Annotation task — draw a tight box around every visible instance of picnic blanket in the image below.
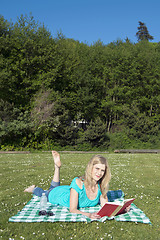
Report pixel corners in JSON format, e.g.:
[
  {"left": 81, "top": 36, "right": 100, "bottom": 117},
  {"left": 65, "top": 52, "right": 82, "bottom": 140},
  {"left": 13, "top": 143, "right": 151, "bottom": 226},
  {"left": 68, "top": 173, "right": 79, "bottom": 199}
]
[{"left": 9, "top": 190, "right": 151, "bottom": 224}]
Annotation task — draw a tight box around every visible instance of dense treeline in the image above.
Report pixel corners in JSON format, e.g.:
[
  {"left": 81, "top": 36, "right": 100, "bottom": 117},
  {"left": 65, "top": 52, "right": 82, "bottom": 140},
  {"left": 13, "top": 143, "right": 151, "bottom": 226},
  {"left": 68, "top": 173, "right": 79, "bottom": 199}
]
[{"left": 1, "top": 14, "right": 160, "bottom": 151}]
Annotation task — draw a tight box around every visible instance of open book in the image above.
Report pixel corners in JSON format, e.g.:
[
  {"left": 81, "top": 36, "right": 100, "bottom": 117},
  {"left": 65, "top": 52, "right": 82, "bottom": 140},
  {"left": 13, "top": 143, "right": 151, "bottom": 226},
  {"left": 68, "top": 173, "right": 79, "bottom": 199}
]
[{"left": 97, "top": 198, "right": 135, "bottom": 218}]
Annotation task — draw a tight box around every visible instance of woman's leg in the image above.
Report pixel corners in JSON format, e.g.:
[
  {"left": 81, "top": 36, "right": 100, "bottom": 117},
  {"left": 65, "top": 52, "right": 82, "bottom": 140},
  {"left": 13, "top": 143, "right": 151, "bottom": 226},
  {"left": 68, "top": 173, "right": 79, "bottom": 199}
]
[
  {"left": 51, "top": 150, "right": 61, "bottom": 183},
  {"left": 48, "top": 151, "right": 61, "bottom": 192},
  {"left": 24, "top": 151, "right": 61, "bottom": 196}
]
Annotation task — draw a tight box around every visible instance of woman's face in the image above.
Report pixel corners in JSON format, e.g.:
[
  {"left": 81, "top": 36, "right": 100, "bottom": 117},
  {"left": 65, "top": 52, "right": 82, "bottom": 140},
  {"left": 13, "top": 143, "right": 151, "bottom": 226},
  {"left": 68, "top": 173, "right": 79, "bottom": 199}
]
[{"left": 91, "top": 163, "right": 106, "bottom": 182}]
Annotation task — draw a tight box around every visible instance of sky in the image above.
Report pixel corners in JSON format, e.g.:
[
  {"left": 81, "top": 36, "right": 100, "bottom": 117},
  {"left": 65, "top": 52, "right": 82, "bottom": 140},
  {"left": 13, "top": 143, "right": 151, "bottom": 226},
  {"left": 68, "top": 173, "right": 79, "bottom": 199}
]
[{"left": 1, "top": 0, "right": 160, "bottom": 45}]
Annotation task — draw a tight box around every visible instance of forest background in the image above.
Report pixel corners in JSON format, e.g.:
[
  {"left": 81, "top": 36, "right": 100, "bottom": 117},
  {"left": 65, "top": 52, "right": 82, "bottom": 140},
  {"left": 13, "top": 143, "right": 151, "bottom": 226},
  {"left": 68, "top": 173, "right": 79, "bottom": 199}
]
[{"left": 1, "top": 14, "right": 160, "bottom": 151}]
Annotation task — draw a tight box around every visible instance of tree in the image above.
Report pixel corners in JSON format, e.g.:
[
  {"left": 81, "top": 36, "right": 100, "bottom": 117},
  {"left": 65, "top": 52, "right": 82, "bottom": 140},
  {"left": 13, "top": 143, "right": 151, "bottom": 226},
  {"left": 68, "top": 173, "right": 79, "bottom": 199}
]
[
  {"left": 0, "top": 14, "right": 57, "bottom": 107},
  {"left": 136, "top": 21, "right": 154, "bottom": 42},
  {"left": 31, "top": 89, "right": 78, "bottom": 146},
  {"left": 0, "top": 100, "right": 32, "bottom": 147}
]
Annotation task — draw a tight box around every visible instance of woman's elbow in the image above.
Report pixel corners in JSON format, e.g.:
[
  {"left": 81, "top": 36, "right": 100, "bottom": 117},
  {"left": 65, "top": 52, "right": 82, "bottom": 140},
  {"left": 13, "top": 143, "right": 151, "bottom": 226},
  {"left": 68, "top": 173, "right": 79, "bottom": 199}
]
[{"left": 69, "top": 207, "right": 76, "bottom": 213}]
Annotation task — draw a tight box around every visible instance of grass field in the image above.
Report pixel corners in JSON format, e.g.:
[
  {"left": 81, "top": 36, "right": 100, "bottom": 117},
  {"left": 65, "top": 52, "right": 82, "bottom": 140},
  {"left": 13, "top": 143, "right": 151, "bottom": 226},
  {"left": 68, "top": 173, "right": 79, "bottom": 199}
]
[{"left": 0, "top": 152, "right": 160, "bottom": 240}]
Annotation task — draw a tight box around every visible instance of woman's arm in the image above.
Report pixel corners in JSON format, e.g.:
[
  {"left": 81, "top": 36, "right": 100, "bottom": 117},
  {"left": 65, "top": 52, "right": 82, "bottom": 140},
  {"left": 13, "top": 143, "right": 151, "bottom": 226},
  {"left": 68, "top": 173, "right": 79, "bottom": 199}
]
[{"left": 69, "top": 188, "right": 101, "bottom": 219}]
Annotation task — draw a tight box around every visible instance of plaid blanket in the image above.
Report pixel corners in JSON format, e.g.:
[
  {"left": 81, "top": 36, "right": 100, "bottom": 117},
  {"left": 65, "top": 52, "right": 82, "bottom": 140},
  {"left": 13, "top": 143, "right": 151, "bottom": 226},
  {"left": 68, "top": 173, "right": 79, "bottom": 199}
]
[{"left": 9, "top": 190, "right": 151, "bottom": 224}]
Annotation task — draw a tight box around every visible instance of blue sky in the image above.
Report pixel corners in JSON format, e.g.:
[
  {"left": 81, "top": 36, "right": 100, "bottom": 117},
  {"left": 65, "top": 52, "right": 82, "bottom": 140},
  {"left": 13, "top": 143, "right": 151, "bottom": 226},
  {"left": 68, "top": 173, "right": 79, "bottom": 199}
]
[{"left": 1, "top": 0, "right": 160, "bottom": 45}]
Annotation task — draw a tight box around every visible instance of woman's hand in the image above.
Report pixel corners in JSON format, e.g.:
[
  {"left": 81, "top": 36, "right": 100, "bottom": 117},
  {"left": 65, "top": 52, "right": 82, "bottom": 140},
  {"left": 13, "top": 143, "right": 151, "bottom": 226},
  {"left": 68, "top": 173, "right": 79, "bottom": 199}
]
[
  {"left": 89, "top": 212, "right": 101, "bottom": 219},
  {"left": 100, "top": 195, "right": 108, "bottom": 207},
  {"left": 124, "top": 205, "right": 131, "bottom": 213}
]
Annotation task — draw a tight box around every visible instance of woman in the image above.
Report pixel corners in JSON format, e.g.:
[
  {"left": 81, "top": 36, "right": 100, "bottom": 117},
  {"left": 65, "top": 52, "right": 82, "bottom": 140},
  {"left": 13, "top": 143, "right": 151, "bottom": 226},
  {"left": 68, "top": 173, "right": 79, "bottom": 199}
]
[{"left": 24, "top": 151, "right": 111, "bottom": 219}]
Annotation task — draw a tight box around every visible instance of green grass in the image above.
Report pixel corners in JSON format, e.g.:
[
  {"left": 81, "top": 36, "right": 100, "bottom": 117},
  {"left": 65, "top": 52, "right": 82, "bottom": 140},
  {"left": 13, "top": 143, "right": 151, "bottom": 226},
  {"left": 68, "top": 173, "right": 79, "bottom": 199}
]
[{"left": 0, "top": 152, "right": 160, "bottom": 240}]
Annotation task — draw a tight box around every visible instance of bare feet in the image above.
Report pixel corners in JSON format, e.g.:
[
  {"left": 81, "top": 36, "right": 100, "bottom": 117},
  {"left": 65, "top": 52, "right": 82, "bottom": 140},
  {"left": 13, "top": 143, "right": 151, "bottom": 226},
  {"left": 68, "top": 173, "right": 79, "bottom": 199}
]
[
  {"left": 24, "top": 185, "right": 35, "bottom": 193},
  {"left": 52, "top": 151, "right": 61, "bottom": 168}
]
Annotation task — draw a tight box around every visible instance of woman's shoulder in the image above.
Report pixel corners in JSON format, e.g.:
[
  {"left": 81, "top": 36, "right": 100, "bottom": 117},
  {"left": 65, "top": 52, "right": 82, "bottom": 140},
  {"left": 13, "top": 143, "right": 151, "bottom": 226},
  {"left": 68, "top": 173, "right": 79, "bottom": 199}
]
[
  {"left": 70, "top": 177, "right": 83, "bottom": 191},
  {"left": 75, "top": 177, "right": 83, "bottom": 189}
]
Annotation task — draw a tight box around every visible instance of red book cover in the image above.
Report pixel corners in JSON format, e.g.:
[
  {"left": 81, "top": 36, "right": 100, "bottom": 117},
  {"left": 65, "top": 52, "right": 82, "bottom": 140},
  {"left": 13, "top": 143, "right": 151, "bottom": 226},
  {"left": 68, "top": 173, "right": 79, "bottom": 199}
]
[{"left": 97, "top": 198, "right": 135, "bottom": 218}]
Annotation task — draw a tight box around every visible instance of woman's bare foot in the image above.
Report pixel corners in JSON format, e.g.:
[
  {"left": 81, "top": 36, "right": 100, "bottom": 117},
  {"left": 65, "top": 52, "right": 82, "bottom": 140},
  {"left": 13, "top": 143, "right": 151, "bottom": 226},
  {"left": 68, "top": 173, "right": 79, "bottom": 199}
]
[
  {"left": 24, "top": 185, "right": 35, "bottom": 193},
  {"left": 52, "top": 151, "right": 61, "bottom": 168}
]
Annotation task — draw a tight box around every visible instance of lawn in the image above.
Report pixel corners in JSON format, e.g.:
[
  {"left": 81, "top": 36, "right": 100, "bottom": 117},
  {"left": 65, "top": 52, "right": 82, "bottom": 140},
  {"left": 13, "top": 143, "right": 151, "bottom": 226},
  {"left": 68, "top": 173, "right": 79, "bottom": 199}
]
[{"left": 0, "top": 152, "right": 159, "bottom": 240}]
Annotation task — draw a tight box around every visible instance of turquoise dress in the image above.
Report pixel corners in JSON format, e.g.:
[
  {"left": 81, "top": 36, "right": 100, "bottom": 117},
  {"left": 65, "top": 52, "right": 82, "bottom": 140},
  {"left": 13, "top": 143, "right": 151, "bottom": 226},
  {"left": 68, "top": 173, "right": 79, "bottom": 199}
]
[{"left": 48, "top": 177, "right": 102, "bottom": 208}]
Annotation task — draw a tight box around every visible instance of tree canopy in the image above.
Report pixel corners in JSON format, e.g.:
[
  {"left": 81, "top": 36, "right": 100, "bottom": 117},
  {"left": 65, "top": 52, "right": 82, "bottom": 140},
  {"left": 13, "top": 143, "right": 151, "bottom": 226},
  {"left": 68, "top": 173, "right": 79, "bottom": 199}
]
[{"left": 0, "top": 15, "right": 160, "bottom": 151}]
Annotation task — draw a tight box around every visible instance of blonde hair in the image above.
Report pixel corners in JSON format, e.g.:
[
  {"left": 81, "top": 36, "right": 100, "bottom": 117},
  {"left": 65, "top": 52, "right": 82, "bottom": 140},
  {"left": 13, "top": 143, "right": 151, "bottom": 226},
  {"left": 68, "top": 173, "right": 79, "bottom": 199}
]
[{"left": 83, "top": 155, "right": 111, "bottom": 197}]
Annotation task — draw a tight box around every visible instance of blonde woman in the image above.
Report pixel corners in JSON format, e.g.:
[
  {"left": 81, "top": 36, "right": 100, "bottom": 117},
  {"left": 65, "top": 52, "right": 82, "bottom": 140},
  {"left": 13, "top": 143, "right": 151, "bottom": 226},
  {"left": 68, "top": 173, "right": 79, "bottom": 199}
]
[{"left": 24, "top": 151, "right": 111, "bottom": 219}]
